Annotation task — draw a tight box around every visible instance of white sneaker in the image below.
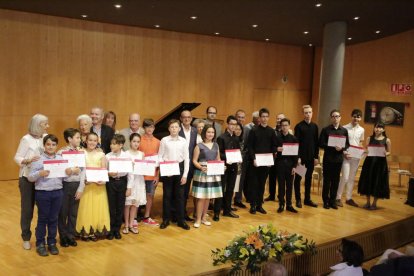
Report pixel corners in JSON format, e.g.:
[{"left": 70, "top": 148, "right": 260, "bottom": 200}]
[
  {"left": 23, "top": 241, "right": 31, "bottom": 250},
  {"left": 202, "top": 220, "right": 212, "bottom": 226}
]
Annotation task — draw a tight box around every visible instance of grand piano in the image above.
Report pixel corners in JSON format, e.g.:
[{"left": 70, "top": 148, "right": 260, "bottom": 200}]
[{"left": 153, "top": 102, "right": 201, "bottom": 140}]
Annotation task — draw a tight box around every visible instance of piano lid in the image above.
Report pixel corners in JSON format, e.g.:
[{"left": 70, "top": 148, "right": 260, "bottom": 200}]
[{"left": 153, "top": 102, "right": 201, "bottom": 140}]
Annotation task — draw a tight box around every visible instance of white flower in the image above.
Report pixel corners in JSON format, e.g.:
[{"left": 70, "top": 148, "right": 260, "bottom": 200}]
[{"left": 224, "top": 250, "right": 231, "bottom": 257}]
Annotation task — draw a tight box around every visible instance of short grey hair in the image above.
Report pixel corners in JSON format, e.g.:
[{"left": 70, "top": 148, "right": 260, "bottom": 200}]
[
  {"left": 192, "top": 118, "right": 206, "bottom": 127},
  {"left": 28, "top": 114, "right": 48, "bottom": 136},
  {"left": 252, "top": 111, "right": 259, "bottom": 118},
  {"left": 77, "top": 114, "right": 92, "bottom": 125},
  {"left": 90, "top": 106, "right": 104, "bottom": 119}
]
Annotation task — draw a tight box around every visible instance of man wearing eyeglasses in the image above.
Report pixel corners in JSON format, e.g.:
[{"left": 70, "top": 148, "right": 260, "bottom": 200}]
[
  {"left": 336, "top": 109, "right": 365, "bottom": 208},
  {"left": 119, "top": 113, "right": 145, "bottom": 150},
  {"left": 205, "top": 106, "right": 222, "bottom": 137},
  {"left": 319, "top": 109, "right": 350, "bottom": 209}
]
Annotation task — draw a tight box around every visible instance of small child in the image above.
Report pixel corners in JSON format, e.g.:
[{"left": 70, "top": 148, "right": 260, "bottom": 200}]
[
  {"left": 28, "top": 134, "right": 72, "bottom": 256},
  {"left": 106, "top": 134, "right": 129, "bottom": 240},
  {"left": 124, "top": 133, "right": 147, "bottom": 234},
  {"left": 57, "top": 128, "right": 84, "bottom": 247}
]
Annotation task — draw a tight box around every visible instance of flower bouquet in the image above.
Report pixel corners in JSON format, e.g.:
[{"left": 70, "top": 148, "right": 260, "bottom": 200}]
[{"left": 212, "top": 224, "right": 316, "bottom": 274}]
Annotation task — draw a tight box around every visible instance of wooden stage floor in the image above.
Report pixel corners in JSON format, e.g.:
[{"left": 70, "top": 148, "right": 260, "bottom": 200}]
[{"left": 0, "top": 178, "right": 412, "bottom": 276}]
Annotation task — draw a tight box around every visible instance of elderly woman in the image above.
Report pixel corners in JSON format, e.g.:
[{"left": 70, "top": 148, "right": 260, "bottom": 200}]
[
  {"left": 77, "top": 114, "right": 93, "bottom": 149},
  {"left": 14, "top": 114, "right": 49, "bottom": 250},
  {"left": 192, "top": 118, "right": 206, "bottom": 144}
]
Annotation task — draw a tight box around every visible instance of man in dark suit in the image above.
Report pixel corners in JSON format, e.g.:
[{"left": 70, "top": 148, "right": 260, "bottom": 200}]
[
  {"left": 90, "top": 107, "right": 115, "bottom": 154},
  {"left": 178, "top": 110, "right": 198, "bottom": 221}
]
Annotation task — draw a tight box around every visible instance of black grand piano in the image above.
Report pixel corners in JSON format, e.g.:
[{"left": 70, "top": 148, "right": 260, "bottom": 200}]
[{"left": 153, "top": 102, "right": 201, "bottom": 140}]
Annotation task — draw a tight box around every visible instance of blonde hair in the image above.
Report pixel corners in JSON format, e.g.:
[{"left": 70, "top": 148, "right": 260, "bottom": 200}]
[
  {"left": 28, "top": 114, "right": 48, "bottom": 136},
  {"left": 302, "top": 105, "right": 312, "bottom": 111}
]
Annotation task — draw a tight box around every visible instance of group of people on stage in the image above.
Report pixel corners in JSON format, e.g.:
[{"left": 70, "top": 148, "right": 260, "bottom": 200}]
[{"left": 14, "top": 104, "right": 392, "bottom": 257}]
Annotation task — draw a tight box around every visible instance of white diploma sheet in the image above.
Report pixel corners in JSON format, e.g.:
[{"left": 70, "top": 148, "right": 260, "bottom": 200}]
[
  {"left": 207, "top": 161, "right": 225, "bottom": 176},
  {"left": 133, "top": 159, "right": 157, "bottom": 176},
  {"left": 159, "top": 161, "right": 180, "bottom": 177},
  {"left": 144, "top": 154, "right": 160, "bottom": 167},
  {"left": 109, "top": 158, "right": 133, "bottom": 173},
  {"left": 43, "top": 160, "right": 70, "bottom": 178},
  {"left": 255, "top": 153, "right": 274, "bottom": 166},
  {"left": 61, "top": 150, "right": 86, "bottom": 167},
  {"left": 328, "top": 135, "right": 346, "bottom": 148},
  {"left": 348, "top": 145, "right": 365, "bottom": 159},
  {"left": 294, "top": 164, "right": 307, "bottom": 178},
  {"left": 85, "top": 167, "right": 109, "bottom": 182},
  {"left": 225, "top": 149, "right": 242, "bottom": 163},
  {"left": 282, "top": 143, "right": 299, "bottom": 156},
  {"left": 367, "top": 145, "right": 386, "bottom": 157}
]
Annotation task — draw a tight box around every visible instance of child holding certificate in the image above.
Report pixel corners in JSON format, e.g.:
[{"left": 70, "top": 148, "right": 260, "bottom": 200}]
[
  {"left": 124, "top": 133, "right": 147, "bottom": 234},
  {"left": 76, "top": 132, "right": 110, "bottom": 242},
  {"left": 28, "top": 134, "right": 73, "bottom": 256},
  {"left": 358, "top": 123, "right": 391, "bottom": 210},
  {"left": 57, "top": 128, "right": 84, "bottom": 247},
  {"left": 192, "top": 125, "right": 223, "bottom": 228},
  {"left": 105, "top": 134, "right": 130, "bottom": 240}
]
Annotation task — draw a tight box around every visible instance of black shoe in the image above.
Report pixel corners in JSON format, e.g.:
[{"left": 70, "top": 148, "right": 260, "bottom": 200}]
[
  {"left": 257, "top": 206, "right": 267, "bottom": 214},
  {"left": 264, "top": 196, "right": 275, "bottom": 202},
  {"left": 177, "top": 221, "right": 190, "bottom": 230},
  {"left": 185, "top": 215, "right": 195, "bottom": 222},
  {"left": 114, "top": 231, "right": 122, "bottom": 239},
  {"left": 304, "top": 200, "right": 318, "bottom": 207},
  {"left": 323, "top": 203, "right": 330, "bottom": 209},
  {"left": 36, "top": 244, "right": 49, "bottom": 257},
  {"left": 249, "top": 206, "right": 257, "bottom": 214},
  {"left": 160, "top": 221, "right": 170, "bottom": 229},
  {"left": 60, "top": 237, "right": 69, "bottom": 247},
  {"left": 296, "top": 201, "right": 302, "bottom": 208},
  {"left": 68, "top": 238, "right": 77, "bottom": 247},
  {"left": 277, "top": 206, "right": 284, "bottom": 213},
  {"left": 234, "top": 201, "right": 247, "bottom": 208},
  {"left": 223, "top": 211, "right": 239, "bottom": 218},
  {"left": 106, "top": 232, "right": 114, "bottom": 240},
  {"left": 286, "top": 206, "right": 298, "bottom": 213},
  {"left": 213, "top": 213, "right": 220, "bottom": 221},
  {"left": 330, "top": 203, "right": 338, "bottom": 210},
  {"left": 171, "top": 217, "right": 177, "bottom": 224},
  {"left": 230, "top": 207, "right": 238, "bottom": 212},
  {"left": 48, "top": 244, "right": 59, "bottom": 255}
]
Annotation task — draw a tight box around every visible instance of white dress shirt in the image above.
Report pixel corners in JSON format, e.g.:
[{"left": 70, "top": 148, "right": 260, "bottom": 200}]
[
  {"left": 14, "top": 134, "right": 45, "bottom": 177},
  {"left": 106, "top": 150, "right": 130, "bottom": 177},
  {"left": 158, "top": 135, "right": 189, "bottom": 178},
  {"left": 344, "top": 123, "right": 364, "bottom": 147},
  {"left": 329, "top": 262, "right": 363, "bottom": 276}
]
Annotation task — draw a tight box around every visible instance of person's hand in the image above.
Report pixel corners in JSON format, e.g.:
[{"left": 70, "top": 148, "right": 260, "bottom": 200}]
[
  {"left": 39, "top": 170, "right": 50, "bottom": 177},
  {"left": 108, "top": 172, "right": 118, "bottom": 177},
  {"left": 97, "top": 181, "right": 105, "bottom": 185},
  {"left": 65, "top": 168, "right": 73, "bottom": 175},
  {"left": 72, "top": 167, "right": 81, "bottom": 175},
  {"left": 125, "top": 188, "right": 132, "bottom": 197},
  {"left": 31, "top": 156, "right": 41, "bottom": 163},
  {"left": 75, "top": 192, "right": 82, "bottom": 200},
  {"left": 180, "top": 177, "right": 187, "bottom": 185},
  {"left": 314, "top": 159, "right": 319, "bottom": 166},
  {"left": 277, "top": 147, "right": 283, "bottom": 152},
  {"left": 201, "top": 166, "right": 207, "bottom": 173},
  {"left": 253, "top": 160, "right": 258, "bottom": 167},
  {"left": 291, "top": 168, "right": 295, "bottom": 175},
  {"left": 335, "top": 146, "right": 342, "bottom": 151}
]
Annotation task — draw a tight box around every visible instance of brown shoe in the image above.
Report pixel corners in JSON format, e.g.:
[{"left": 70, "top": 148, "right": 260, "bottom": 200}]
[
  {"left": 346, "top": 199, "right": 359, "bottom": 207},
  {"left": 336, "top": 199, "right": 343, "bottom": 207}
]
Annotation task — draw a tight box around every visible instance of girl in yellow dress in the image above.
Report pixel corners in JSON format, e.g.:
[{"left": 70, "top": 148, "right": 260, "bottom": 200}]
[{"left": 76, "top": 132, "right": 110, "bottom": 241}]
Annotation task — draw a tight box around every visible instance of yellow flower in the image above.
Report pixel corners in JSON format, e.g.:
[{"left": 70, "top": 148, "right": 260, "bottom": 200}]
[
  {"left": 294, "top": 249, "right": 303, "bottom": 255},
  {"left": 262, "top": 225, "right": 269, "bottom": 234},
  {"left": 293, "top": 240, "right": 305, "bottom": 249},
  {"left": 239, "top": 247, "right": 249, "bottom": 258},
  {"left": 274, "top": 242, "right": 283, "bottom": 252},
  {"left": 269, "top": 248, "right": 276, "bottom": 258}
]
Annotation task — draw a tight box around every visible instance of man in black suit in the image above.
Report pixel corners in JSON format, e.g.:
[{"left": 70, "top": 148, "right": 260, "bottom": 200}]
[
  {"left": 90, "top": 107, "right": 115, "bottom": 154},
  {"left": 178, "top": 110, "right": 198, "bottom": 221}
]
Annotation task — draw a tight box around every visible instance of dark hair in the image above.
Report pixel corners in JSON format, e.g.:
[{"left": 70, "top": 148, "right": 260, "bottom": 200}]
[
  {"left": 111, "top": 134, "right": 125, "bottom": 145},
  {"left": 180, "top": 109, "right": 192, "bottom": 117},
  {"left": 130, "top": 133, "right": 141, "bottom": 142},
  {"left": 280, "top": 118, "right": 290, "bottom": 125},
  {"left": 201, "top": 124, "right": 216, "bottom": 142},
  {"left": 206, "top": 106, "right": 217, "bottom": 113},
  {"left": 43, "top": 134, "right": 58, "bottom": 145},
  {"left": 330, "top": 109, "right": 341, "bottom": 117},
  {"left": 63, "top": 128, "right": 80, "bottom": 143},
  {"left": 259, "top": 108, "right": 270, "bottom": 117},
  {"left": 351, "top": 109, "right": 362, "bottom": 117},
  {"left": 87, "top": 132, "right": 99, "bottom": 140},
  {"left": 103, "top": 111, "right": 117, "bottom": 130},
  {"left": 341, "top": 239, "right": 364, "bottom": 267},
  {"left": 142, "top": 118, "right": 155, "bottom": 128},
  {"left": 168, "top": 119, "right": 180, "bottom": 127},
  {"left": 371, "top": 122, "right": 387, "bottom": 139},
  {"left": 235, "top": 122, "right": 244, "bottom": 141},
  {"left": 226, "top": 115, "right": 237, "bottom": 124},
  {"left": 235, "top": 109, "right": 245, "bottom": 116}
]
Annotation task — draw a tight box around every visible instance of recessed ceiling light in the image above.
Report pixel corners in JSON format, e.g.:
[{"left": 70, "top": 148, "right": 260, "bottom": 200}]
[
  {"left": 190, "top": 16, "right": 197, "bottom": 20},
  {"left": 303, "top": 31, "right": 309, "bottom": 35},
  {"left": 252, "top": 24, "right": 258, "bottom": 28},
  {"left": 375, "top": 30, "right": 381, "bottom": 34},
  {"left": 154, "top": 25, "right": 160, "bottom": 28},
  {"left": 354, "top": 16, "right": 360, "bottom": 20},
  {"left": 81, "top": 14, "right": 88, "bottom": 18},
  {"left": 347, "top": 37, "right": 352, "bottom": 40},
  {"left": 214, "top": 32, "right": 220, "bottom": 35},
  {"left": 315, "top": 3, "right": 322, "bottom": 7},
  {"left": 265, "top": 38, "right": 270, "bottom": 41},
  {"left": 309, "top": 43, "right": 313, "bottom": 47},
  {"left": 114, "top": 4, "right": 122, "bottom": 9}
]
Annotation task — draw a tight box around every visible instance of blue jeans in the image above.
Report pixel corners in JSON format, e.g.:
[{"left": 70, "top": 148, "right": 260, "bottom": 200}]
[{"left": 35, "top": 189, "right": 64, "bottom": 246}]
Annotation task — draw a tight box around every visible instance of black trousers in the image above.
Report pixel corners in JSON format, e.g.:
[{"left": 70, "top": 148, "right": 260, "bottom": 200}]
[
  {"left": 293, "top": 159, "right": 315, "bottom": 202},
  {"left": 277, "top": 161, "right": 294, "bottom": 206},
  {"left": 161, "top": 162, "right": 185, "bottom": 222},
  {"left": 106, "top": 177, "right": 127, "bottom": 232},
  {"left": 19, "top": 176, "right": 35, "bottom": 241},
  {"left": 58, "top": 181, "right": 80, "bottom": 239},
  {"left": 249, "top": 165, "right": 270, "bottom": 208},
  {"left": 268, "top": 162, "right": 278, "bottom": 199},
  {"left": 322, "top": 162, "right": 342, "bottom": 205},
  {"left": 214, "top": 166, "right": 237, "bottom": 214}
]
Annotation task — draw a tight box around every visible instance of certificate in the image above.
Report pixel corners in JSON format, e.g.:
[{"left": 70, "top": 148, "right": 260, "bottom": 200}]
[
  {"left": 133, "top": 159, "right": 157, "bottom": 176},
  {"left": 348, "top": 145, "right": 364, "bottom": 159},
  {"left": 144, "top": 154, "right": 160, "bottom": 167},
  {"left": 43, "top": 160, "right": 70, "bottom": 178},
  {"left": 109, "top": 158, "right": 133, "bottom": 173},
  {"left": 159, "top": 161, "right": 180, "bottom": 177},
  {"left": 367, "top": 145, "right": 386, "bottom": 157},
  {"left": 255, "top": 153, "right": 274, "bottom": 166},
  {"left": 225, "top": 149, "right": 242, "bottom": 163},
  {"left": 282, "top": 143, "right": 299, "bottom": 156},
  {"left": 328, "top": 135, "right": 346, "bottom": 148},
  {"left": 61, "top": 150, "right": 86, "bottom": 167},
  {"left": 294, "top": 164, "right": 307, "bottom": 178},
  {"left": 86, "top": 167, "right": 109, "bottom": 182},
  {"left": 207, "top": 161, "right": 225, "bottom": 176}
]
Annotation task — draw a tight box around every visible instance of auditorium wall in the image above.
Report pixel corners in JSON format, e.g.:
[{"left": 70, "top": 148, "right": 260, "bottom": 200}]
[{"left": 1, "top": 9, "right": 313, "bottom": 180}]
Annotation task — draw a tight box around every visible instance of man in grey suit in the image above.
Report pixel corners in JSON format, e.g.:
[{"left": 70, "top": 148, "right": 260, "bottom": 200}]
[{"left": 119, "top": 113, "right": 145, "bottom": 150}]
